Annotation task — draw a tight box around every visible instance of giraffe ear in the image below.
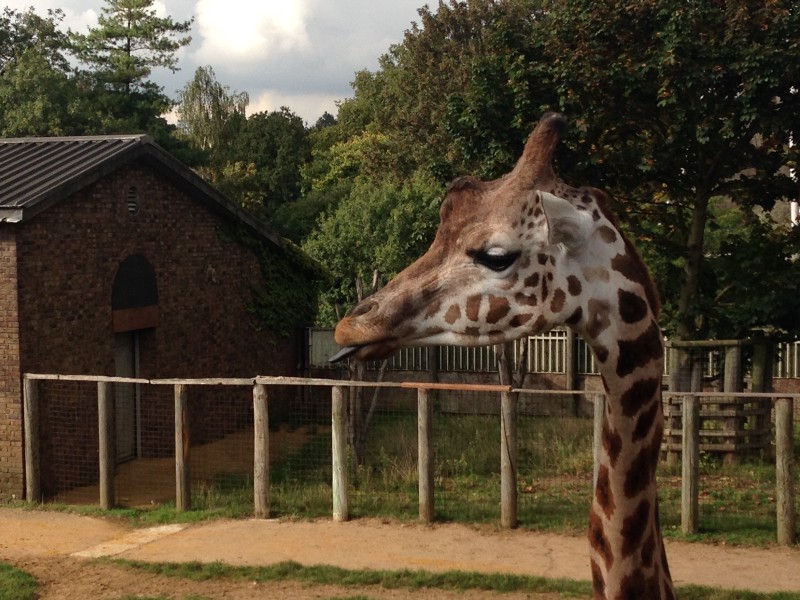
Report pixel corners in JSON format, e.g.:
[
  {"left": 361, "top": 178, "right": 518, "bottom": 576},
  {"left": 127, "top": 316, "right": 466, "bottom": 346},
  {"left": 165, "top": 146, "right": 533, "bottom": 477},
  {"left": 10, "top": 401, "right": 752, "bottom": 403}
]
[{"left": 538, "top": 191, "right": 592, "bottom": 253}]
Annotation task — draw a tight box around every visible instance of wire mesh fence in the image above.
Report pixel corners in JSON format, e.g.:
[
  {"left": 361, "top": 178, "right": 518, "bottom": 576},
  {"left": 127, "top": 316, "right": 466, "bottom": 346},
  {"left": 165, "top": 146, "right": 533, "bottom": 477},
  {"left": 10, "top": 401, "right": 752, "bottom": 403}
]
[{"left": 25, "top": 373, "right": 798, "bottom": 546}]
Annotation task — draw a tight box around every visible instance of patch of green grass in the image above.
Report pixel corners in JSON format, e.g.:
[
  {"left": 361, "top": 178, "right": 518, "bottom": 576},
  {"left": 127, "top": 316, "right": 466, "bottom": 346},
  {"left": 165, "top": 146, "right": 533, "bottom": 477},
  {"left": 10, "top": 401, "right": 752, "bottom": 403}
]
[
  {"left": 112, "top": 559, "right": 592, "bottom": 597},
  {"left": 113, "top": 558, "right": 800, "bottom": 600},
  {"left": 0, "top": 562, "right": 37, "bottom": 600}
]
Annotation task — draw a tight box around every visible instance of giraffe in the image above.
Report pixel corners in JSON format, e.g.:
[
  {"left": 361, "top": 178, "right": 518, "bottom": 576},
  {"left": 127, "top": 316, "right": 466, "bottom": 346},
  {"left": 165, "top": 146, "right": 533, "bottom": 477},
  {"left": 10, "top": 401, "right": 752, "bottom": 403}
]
[{"left": 333, "top": 113, "right": 676, "bottom": 600}]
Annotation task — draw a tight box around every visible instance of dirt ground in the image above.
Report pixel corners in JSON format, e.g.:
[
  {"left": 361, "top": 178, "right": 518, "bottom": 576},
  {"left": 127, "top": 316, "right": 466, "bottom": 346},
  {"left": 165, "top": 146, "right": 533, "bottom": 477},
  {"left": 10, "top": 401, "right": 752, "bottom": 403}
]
[{"left": 1, "top": 509, "right": 800, "bottom": 599}]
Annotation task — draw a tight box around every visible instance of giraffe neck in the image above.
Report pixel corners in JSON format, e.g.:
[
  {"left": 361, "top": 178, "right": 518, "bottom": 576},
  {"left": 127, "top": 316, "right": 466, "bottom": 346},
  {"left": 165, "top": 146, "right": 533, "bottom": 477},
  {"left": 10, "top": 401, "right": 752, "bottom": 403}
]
[{"left": 581, "top": 319, "right": 676, "bottom": 600}]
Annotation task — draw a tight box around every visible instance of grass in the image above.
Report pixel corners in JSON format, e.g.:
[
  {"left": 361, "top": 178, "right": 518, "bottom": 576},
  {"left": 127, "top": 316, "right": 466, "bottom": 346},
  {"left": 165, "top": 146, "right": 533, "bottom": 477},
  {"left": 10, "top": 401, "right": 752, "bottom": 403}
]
[
  {"left": 112, "top": 558, "right": 800, "bottom": 600},
  {"left": 0, "top": 562, "right": 37, "bottom": 600}
]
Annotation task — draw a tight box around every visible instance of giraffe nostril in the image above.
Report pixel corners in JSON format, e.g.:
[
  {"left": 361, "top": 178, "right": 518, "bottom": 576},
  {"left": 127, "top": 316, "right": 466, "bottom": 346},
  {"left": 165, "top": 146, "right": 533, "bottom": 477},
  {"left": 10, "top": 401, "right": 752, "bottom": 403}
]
[{"left": 348, "top": 299, "right": 377, "bottom": 318}]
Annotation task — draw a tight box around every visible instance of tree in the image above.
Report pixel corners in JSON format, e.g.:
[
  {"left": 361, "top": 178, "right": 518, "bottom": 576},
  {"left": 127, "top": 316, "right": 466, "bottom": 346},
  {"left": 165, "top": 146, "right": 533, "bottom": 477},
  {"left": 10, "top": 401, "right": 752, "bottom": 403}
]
[
  {"left": 339, "top": 0, "right": 551, "bottom": 183},
  {"left": 537, "top": 0, "right": 800, "bottom": 340},
  {"left": 71, "top": 0, "right": 192, "bottom": 95},
  {"left": 303, "top": 171, "right": 443, "bottom": 325},
  {"left": 176, "top": 65, "right": 249, "bottom": 154},
  {"left": 0, "top": 45, "right": 79, "bottom": 136},
  {"left": 0, "top": 6, "right": 70, "bottom": 73},
  {"left": 0, "top": 8, "right": 83, "bottom": 135},
  {"left": 225, "top": 108, "right": 312, "bottom": 221}
]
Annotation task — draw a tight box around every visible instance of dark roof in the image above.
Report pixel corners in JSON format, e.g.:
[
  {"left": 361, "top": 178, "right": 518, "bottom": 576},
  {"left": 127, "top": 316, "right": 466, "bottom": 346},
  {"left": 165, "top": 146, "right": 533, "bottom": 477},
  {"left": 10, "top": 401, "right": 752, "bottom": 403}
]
[{"left": 0, "top": 134, "right": 282, "bottom": 248}]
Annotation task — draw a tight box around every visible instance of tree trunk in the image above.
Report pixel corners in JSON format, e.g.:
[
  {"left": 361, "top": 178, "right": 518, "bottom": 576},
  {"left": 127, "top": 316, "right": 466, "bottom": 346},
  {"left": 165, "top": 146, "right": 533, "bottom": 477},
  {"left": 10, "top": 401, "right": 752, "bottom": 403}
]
[{"left": 676, "top": 192, "right": 710, "bottom": 341}]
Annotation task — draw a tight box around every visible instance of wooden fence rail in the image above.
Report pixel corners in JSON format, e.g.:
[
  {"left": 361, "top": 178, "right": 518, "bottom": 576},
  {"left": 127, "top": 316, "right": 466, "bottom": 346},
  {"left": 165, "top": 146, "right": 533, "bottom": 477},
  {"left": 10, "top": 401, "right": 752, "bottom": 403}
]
[{"left": 21, "top": 374, "right": 799, "bottom": 546}]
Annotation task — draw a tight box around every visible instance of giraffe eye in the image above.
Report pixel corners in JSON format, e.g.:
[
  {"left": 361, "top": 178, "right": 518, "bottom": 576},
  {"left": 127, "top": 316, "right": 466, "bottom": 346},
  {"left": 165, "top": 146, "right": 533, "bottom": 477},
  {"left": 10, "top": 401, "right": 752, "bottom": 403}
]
[{"left": 468, "top": 248, "right": 521, "bottom": 272}]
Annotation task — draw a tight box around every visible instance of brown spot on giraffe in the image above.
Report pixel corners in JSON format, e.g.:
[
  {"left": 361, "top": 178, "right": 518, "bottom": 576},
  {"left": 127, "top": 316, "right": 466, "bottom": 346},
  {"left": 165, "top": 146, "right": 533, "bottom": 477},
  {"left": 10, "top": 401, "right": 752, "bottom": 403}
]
[
  {"left": 616, "top": 320, "right": 662, "bottom": 378},
  {"left": 618, "top": 289, "right": 649, "bottom": 324},
  {"left": 633, "top": 399, "right": 660, "bottom": 443},
  {"left": 591, "top": 559, "right": 605, "bottom": 599},
  {"left": 550, "top": 288, "right": 566, "bottom": 313},
  {"left": 595, "top": 464, "right": 616, "bottom": 519},
  {"left": 444, "top": 304, "right": 461, "bottom": 325},
  {"left": 597, "top": 225, "right": 617, "bottom": 244},
  {"left": 524, "top": 272, "right": 540, "bottom": 288},
  {"left": 620, "top": 376, "right": 661, "bottom": 417},
  {"left": 602, "top": 419, "right": 623, "bottom": 467},
  {"left": 589, "top": 508, "right": 614, "bottom": 571},
  {"left": 509, "top": 313, "right": 533, "bottom": 327},
  {"left": 567, "top": 274, "right": 582, "bottom": 296},
  {"left": 565, "top": 306, "right": 583, "bottom": 325},
  {"left": 486, "top": 295, "right": 511, "bottom": 324},
  {"left": 465, "top": 294, "right": 482, "bottom": 321},
  {"left": 611, "top": 240, "right": 661, "bottom": 316},
  {"left": 624, "top": 430, "right": 662, "bottom": 499},
  {"left": 621, "top": 498, "right": 651, "bottom": 557}
]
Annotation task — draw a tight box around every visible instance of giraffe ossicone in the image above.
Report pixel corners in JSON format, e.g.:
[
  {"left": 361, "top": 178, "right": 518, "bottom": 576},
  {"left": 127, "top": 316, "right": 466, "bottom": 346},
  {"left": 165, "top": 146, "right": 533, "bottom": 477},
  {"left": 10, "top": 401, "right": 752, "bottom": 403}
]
[{"left": 333, "top": 113, "right": 676, "bottom": 600}]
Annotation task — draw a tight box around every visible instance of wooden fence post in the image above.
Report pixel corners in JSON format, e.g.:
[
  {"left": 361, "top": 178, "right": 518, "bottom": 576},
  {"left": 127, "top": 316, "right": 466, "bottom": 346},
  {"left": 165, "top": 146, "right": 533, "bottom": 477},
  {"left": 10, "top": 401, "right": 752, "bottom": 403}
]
[
  {"left": 775, "top": 397, "right": 796, "bottom": 546},
  {"left": 722, "top": 345, "right": 743, "bottom": 465},
  {"left": 253, "top": 383, "right": 270, "bottom": 519},
  {"left": 23, "top": 376, "right": 40, "bottom": 503},
  {"left": 681, "top": 394, "right": 700, "bottom": 535},
  {"left": 97, "top": 381, "right": 115, "bottom": 509},
  {"left": 331, "top": 385, "right": 349, "bottom": 522},
  {"left": 592, "top": 393, "right": 605, "bottom": 489},
  {"left": 174, "top": 384, "right": 190, "bottom": 511},
  {"left": 500, "top": 390, "right": 518, "bottom": 528},
  {"left": 418, "top": 388, "right": 434, "bottom": 523}
]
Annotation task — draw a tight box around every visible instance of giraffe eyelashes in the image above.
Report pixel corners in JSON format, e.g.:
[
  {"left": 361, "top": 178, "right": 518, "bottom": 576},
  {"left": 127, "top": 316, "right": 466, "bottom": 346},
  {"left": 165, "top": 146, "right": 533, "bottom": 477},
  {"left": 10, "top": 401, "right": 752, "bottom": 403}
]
[{"left": 467, "top": 248, "right": 521, "bottom": 272}]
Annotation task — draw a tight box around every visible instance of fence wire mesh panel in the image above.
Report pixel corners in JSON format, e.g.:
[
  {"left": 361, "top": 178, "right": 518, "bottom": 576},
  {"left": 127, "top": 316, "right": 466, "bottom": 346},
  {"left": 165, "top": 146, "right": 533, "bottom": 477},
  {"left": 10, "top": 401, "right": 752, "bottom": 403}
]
[
  {"left": 114, "top": 383, "right": 174, "bottom": 507},
  {"left": 38, "top": 380, "right": 99, "bottom": 504}
]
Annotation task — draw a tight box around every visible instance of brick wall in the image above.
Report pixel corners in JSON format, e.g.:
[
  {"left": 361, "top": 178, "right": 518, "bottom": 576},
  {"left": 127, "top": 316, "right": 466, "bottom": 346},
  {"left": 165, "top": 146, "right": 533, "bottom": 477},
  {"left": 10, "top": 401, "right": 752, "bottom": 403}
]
[
  {"left": 1, "top": 161, "right": 300, "bottom": 499},
  {"left": 0, "top": 228, "right": 22, "bottom": 499}
]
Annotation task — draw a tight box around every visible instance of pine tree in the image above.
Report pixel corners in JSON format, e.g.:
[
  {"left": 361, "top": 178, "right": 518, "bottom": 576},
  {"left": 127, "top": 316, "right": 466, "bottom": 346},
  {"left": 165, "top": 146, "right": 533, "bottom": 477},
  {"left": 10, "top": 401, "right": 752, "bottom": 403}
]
[{"left": 71, "top": 0, "right": 192, "bottom": 94}]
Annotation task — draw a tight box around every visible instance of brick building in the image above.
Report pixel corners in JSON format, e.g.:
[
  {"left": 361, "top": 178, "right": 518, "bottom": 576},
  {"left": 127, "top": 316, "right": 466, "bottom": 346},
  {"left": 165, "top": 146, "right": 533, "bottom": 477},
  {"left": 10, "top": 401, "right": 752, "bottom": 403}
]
[{"left": 0, "top": 134, "right": 311, "bottom": 500}]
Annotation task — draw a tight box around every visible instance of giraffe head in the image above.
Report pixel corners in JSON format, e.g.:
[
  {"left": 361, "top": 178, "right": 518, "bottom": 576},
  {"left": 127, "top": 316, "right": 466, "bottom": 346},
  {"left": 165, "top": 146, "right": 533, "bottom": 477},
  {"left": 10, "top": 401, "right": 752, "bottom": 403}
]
[{"left": 334, "top": 113, "right": 659, "bottom": 364}]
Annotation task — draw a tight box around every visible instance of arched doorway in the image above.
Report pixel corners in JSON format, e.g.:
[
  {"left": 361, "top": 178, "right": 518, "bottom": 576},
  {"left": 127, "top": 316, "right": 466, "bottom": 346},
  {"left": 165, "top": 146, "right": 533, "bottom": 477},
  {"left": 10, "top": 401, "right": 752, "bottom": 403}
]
[{"left": 112, "top": 255, "right": 158, "bottom": 462}]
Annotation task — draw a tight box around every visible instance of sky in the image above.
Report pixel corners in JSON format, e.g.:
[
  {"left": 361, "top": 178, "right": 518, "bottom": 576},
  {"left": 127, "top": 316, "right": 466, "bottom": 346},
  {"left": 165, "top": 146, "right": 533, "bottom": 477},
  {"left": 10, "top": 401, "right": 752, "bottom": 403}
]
[{"left": 6, "top": 0, "right": 425, "bottom": 124}]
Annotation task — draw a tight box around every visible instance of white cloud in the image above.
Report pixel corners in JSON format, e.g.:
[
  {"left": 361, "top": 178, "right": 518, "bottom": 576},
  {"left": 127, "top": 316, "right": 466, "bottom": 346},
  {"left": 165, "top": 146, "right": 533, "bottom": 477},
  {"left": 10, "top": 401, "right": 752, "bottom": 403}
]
[
  {"left": 248, "top": 90, "right": 340, "bottom": 123},
  {"left": 193, "top": 0, "right": 309, "bottom": 62}
]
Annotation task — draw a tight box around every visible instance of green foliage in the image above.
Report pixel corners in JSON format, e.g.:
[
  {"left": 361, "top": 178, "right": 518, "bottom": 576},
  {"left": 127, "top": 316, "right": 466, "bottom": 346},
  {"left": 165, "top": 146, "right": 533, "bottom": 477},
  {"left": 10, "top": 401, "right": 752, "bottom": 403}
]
[
  {"left": 308, "top": 0, "right": 800, "bottom": 341},
  {"left": 0, "top": 561, "right": 37, "bottom": 600},
  {"left": 176, "top": 65, "right": 248, "bottom": 158},
  {"left": 70, "top": 0, "right": 192, "bottom": 95},
  {"left": 0, "top": 45, "right": 78, "bottom": 136},
  {"left": 0, "top": 6, "right": 70, "bottom": 72},
  {"left": 302, "top": 171, "right": 443, "bottom": 324},
  {"left": 537, "top": 0, "right": 800, "bottom": 338},
  {"left": 701, "top": 200, "right": 800, "bottom": 338},
  {"left": 231, "top": 228, "right": 324, "bottom": 338}
]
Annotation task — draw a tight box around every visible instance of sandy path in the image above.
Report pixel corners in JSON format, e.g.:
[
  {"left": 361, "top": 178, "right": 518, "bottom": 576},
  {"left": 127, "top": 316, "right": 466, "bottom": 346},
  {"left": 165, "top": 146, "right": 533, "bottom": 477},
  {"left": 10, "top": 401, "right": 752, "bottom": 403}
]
[{"left": 1, "top": 509, "right": 799, "bottom": 598}]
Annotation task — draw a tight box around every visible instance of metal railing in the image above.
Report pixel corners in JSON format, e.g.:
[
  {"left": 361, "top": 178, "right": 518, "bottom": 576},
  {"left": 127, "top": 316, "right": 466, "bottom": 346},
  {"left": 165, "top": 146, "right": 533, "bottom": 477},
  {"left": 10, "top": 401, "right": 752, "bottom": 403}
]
[{"left": 310, "top": 328, "right": 800, "bottom": 379}]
